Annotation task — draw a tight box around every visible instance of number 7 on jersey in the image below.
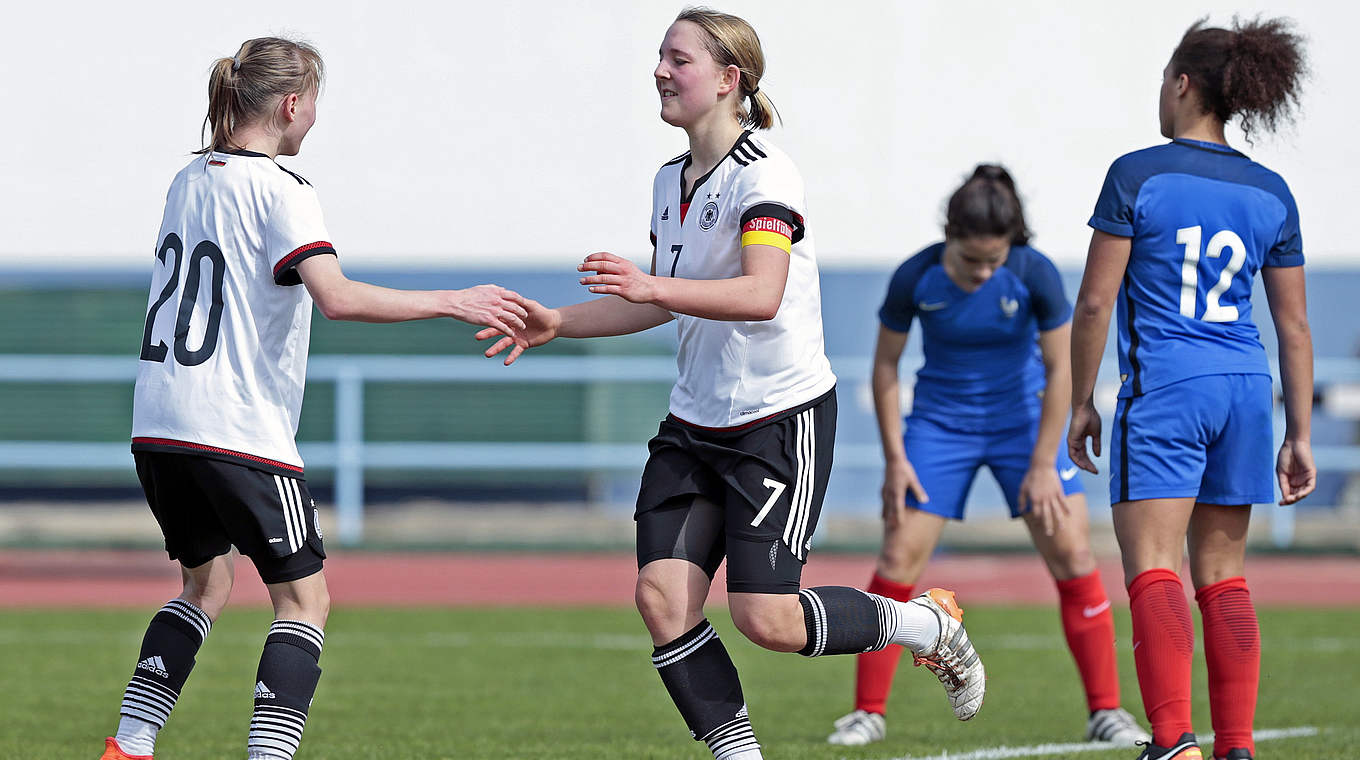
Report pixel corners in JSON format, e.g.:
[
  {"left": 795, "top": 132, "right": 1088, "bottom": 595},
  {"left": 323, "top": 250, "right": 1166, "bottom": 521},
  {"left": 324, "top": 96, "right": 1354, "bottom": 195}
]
[{"left": 750, "top": 478, "right": 787, "bottom": 527}]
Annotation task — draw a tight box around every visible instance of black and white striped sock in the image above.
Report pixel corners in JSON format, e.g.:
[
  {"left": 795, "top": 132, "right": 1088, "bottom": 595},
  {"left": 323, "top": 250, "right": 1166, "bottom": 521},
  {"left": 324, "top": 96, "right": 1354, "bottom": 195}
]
[
  {"left": 116, "top": 598, "right": 212, "bottom": 754},
  {"left": 652, "top": 620, "right": 761, "bottom": 760},
  {"left": 797, "top": 586, "right": 899, "bottom": 656},
  {"left": 799, "top": 587, "right": 941, "bottom": 657},
  {"left": 247, "top": 620, "right": 324, "bottom": 760},
  {"left": 702, "top": 716, "right": 762, "bottom": 760}
]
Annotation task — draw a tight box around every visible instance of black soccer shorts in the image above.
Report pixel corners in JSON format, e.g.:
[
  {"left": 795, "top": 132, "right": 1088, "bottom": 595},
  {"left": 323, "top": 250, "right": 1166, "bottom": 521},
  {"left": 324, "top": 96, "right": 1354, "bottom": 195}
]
[
  {"left": 635, "top": 388, "right": 836, "bottom": 594},
  {"left": 134, "top": 451, "right": 326, "bottom": 584}
]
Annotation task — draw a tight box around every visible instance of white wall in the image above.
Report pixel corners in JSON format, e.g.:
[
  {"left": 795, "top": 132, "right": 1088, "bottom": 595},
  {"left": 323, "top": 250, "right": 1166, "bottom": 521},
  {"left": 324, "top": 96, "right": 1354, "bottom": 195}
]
[{"left": 1, "top": 0, "right": 1355, "bottom": 270}]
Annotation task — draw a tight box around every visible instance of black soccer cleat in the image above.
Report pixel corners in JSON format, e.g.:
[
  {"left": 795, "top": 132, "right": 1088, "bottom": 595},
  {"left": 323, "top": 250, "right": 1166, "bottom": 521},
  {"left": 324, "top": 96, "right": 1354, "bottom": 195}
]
[
  {"left": 1135, "top": 733, "right": 1203, "bottom": 760},
  {"left": 1219, "top": 749, "right": 1252, "bottom": 760}
]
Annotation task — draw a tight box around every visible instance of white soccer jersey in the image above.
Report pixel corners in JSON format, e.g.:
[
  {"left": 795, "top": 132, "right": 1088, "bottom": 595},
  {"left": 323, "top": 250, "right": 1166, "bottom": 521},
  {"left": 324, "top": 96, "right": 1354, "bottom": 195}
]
[
  {"left": 131, "top": 149, "right": 336, "bottom": 476},
  {"left": 649, "top": 131, "right": 836, "bottom": 428}
]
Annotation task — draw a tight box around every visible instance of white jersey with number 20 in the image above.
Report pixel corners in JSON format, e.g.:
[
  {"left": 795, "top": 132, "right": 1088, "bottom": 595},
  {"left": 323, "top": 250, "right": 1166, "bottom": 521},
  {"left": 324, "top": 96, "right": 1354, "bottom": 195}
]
[{"left": 131, "top": 149, "right": 336, "bottom": 476}]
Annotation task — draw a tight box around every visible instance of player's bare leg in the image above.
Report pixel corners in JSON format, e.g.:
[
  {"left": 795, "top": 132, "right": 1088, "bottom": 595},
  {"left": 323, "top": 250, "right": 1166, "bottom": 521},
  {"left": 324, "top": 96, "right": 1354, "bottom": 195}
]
[
  {"left": 638, "top": 556, "right": 764, "bottom": 759},
  {"left": 828, "top": 507, "right": 947, "bottom": 744},
  {"left": 1025, "top": 496, "right": 1148, "bottom": 745},
  {"left": 1188, "top": 503, "right": 1257, "bottom": 760},
  {"left": 1024, "top": 493, "right": 1097, "bottom": 582},
  {"left": 877, "top": 507, "right": 948, "bottom": 585},
  {"left": 1114, "top": 497, "right": 1202, "bottom": 756},
  {"left": 636, "top": 558, "right": 711, "bottom": 645},
  {"left": 1186, "top": 504, "right": 1249, "bottom": 589},
  {"left": 105, "top": 554, "right": 234, "bottom": 760},
  {"left": 246, "top": 572, "right": 330, "bottom": 760}
]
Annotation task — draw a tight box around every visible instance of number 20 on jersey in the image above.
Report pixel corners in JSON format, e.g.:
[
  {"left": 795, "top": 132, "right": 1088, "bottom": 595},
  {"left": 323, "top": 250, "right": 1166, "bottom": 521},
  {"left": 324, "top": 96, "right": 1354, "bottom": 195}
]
[{"left": 140, "top": 233, "right": 227, "bottom": 366}]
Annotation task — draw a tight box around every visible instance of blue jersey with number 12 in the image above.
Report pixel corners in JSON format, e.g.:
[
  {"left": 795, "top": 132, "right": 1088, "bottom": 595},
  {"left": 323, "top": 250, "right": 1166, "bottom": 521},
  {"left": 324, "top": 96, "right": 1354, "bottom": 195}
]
[{"left": 1088, "top": 139, "right": 1303, "bottom": 398}]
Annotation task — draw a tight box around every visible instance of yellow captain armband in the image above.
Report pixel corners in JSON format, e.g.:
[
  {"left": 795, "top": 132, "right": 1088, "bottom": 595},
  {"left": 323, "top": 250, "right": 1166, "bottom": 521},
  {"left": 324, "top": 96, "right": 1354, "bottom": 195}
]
[{"left": 741, "top": 217, "right": 793, "bottom": 253}]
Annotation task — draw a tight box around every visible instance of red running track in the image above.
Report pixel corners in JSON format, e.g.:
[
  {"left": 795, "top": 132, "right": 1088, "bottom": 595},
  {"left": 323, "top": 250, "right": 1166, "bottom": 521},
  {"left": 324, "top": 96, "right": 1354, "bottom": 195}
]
[{"left": 0, "top": 550, "right": 1355, "bottom": 608}]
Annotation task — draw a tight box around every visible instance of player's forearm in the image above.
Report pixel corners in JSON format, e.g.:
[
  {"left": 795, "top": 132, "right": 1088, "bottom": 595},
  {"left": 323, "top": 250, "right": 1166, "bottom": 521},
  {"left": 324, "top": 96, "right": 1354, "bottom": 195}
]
[
  {"left": 871, "top": 363, "right": 907, "bottom": 462},
  {"left": 557, "top": 296, "right": 673, "bottom": 338},
  {"left": 1070, "top": 300, "right": 1111, "bottom": 407},
  {"left": 1032, "top": 364, "right": 1070, "bottom": 467},
  {"left": 1276, "top": 319, "right": 1314, "bottom": 441},
  {"left": 313, "top": 278, "right": 450, "bottom": 323},
  {"left": 651, "top": 274, "right": 783, "bottom": 321}
]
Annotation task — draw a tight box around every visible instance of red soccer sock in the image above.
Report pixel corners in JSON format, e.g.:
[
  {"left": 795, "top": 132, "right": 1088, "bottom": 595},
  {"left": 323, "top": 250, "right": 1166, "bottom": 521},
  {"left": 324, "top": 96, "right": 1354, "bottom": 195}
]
[
  {"left": 1056, "top": 569, "right": 1121, "bottom": 712},
  {"left": 853, "top": 573, "right": 915, "bottom": 714},
  {"left": 1196, "top": 576, "right": 1259, "bottom": 758},
  {"left": 1128, "top": 568, "right": 1195, "bottom": 747}
]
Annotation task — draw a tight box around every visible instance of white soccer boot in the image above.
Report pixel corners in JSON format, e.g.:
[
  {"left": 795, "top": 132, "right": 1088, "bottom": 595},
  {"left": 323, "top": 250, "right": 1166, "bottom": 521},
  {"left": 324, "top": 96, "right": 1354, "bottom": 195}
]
[
  {"left": 908, "top": 588, "right": 985, "bottom": 720},
  {"left": 1086, "top": 707, "right": 1152, "bottom": 745},
  {"left": 826, "top": 709, "right": 886, "bottom": 746}
]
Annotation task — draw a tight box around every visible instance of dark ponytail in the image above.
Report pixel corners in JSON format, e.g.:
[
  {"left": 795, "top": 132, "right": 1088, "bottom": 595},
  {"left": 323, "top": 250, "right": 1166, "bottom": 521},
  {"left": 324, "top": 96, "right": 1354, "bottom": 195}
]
[
  {"left": 1170, "top": 16, "right": 1308, "bottom": 142},
  {"left": 943, "top": 164, "right": 1030, "bottom": 246}
]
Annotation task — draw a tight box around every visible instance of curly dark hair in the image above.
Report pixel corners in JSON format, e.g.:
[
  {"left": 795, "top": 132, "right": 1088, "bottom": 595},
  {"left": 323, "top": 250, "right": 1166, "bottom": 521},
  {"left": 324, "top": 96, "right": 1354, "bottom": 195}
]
[
  {"left": 944, "top": 164, "right": 1031, "bottom": 246},
  {"left": 1170, "top": 16, "right": 1308, "bottom": 142}
]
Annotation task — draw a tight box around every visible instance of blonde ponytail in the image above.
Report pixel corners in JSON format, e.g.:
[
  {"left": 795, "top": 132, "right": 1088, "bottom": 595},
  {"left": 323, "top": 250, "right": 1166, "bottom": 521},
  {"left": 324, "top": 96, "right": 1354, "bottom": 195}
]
[
  {"left": 677, "top": 7, "right": 782, "bottom": 129},
  {"left": 197, "top": 37, "right": 325, "bottom": 154}
]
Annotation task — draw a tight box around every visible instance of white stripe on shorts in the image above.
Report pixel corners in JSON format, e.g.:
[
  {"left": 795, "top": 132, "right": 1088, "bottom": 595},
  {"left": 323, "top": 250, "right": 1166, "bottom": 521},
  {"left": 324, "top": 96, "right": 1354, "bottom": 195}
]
[
  {"left": 289, "top": 478, "right": 307, "bottom": 544},
  {"left": 787, "top": 410, "right": 816, "bottom": 560},
  {"left": 273, "top": 475, "right": 300, "bottom": 553},
  {"left": 783, "top": 411, "right": 807, "bottom": 550}
]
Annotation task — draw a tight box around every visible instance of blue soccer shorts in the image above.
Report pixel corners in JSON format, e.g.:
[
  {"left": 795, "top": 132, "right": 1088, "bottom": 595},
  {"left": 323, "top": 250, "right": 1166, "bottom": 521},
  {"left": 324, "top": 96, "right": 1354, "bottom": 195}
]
[
  {"left": 1109, "top": 373, "right": 1274, "bottom": 506},
  {"left": 902, "top": 415, "right": 1084, "bottom": 520}
]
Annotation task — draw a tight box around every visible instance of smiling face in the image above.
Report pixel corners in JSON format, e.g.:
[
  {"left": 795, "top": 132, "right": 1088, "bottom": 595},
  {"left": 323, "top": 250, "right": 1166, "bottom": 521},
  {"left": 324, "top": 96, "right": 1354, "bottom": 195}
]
[
  {"left": 654, "top": 20, "right": 735, "bottom": 128},
  {"left": 944, "top": 235, "right": 1011, "bottom": 291}
]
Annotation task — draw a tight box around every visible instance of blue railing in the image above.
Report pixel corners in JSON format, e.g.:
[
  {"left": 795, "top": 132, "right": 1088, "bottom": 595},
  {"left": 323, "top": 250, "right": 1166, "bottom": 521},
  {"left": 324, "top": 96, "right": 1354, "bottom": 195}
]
[{"left": 2, "top": 355, "right": 1357, "bottom": 546}]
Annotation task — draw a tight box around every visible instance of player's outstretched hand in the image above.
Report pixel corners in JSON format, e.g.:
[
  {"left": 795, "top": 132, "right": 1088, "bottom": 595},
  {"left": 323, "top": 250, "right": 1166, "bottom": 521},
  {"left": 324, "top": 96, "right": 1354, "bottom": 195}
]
[
  {"left": 1068, "top": 400, "right": 1102, "bottom": 475},
  {"left": 447, "top": 284, "right": 531, "bottom": 336},
  {"left": 579, "top": 252, "right": 658, "bottom": 304},
  {"left": 882, "top": 456, "right": 928, "bottom": 526},
  {"left": 1018, "top": 466, "right": 1069, "bottom": 537},
  {"left": 475, "top": 297, "right": 560, "bottom": 366},
  {"left": 1276, "top": 439, "right": 1317, "bottom": 505}
]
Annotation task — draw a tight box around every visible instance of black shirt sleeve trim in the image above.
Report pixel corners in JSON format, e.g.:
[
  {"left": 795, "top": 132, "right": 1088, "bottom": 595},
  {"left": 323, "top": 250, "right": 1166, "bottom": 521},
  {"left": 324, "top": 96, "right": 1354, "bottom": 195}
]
[
  {"left": 740, "top": 203, "right": 805, "bottom": 244},
  {"left": 273, "top": 243, "right": 337, "bottom": 286}
]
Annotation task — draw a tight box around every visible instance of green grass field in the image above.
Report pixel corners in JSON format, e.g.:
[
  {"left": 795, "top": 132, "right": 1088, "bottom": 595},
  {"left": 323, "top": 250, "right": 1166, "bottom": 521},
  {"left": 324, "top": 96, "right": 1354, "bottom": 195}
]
[{"left": 3, "top": 605, "right": 1356, "bottom": 759}]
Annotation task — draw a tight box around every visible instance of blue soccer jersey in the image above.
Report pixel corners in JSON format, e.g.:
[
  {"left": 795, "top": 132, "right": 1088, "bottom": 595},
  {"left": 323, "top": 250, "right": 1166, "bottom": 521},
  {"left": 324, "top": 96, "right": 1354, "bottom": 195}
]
[
  {"left": 1089, "top": 139, "right": 1304, "bottom": 398},
  {"left": 878, "top": 243, "right": 1072, "bottom": 432}
]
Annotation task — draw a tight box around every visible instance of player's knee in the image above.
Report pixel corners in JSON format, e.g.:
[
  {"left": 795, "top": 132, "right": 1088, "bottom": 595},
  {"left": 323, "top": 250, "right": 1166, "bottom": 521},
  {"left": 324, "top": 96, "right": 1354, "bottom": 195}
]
[
  {"left": 302, "top": 584, "right": 331, "bottom": 626},
  {"left": 181, "top": 575, "right": 233, "bottom": 621},
  {"left": 1052, "top": 545, "right": 1097, "bottom": 580},
  {"left": 730, "top": 604, "right": 802, "bottom": 653},
  {"left": 634, "top": 575, "right": 686, "bottom": 634},
  {"left": 1189, "top": 558, "right": 1245, "bottom": 589},
  {"left": 188, "top": 588, "right": 232, "bottom": 621},
  {"left": 876, "top": 546, "right": 909, "bottom": 576},
  {"left": 876, "top": 540, "right": 922, "bottom": 581}
]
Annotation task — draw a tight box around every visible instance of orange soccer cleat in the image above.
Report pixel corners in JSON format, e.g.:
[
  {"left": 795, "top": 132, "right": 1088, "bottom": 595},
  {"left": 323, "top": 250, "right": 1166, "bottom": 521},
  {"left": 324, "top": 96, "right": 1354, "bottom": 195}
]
[
  {"left": 100, "top": 737, "right": 152, "bottom": 760},
  {"left": 909, "top": 588, "right": 986, "bottom": 720},
  {"left": 1135, "top": 733, "right": 1204, "bottom": 760}
]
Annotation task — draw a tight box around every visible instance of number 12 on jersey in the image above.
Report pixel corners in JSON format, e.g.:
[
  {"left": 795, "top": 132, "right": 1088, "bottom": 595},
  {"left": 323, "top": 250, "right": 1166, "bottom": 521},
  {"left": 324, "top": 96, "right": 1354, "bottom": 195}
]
[{"left": 1176, "top": 225, "right": 1246, "bottom": 323}]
